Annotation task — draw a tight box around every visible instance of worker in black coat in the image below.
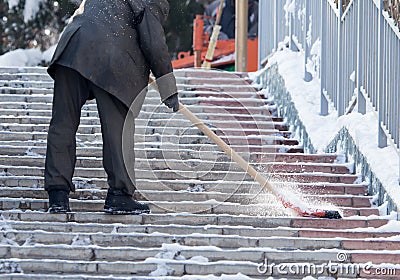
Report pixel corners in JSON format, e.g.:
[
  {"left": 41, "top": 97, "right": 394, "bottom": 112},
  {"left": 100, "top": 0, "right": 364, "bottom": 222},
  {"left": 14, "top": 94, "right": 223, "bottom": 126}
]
[
  {"left": 45, "top": 0, "right": 178, "bottom": 214},
  {"left": 204, "top": 0, "right": 258, "bottom": 40}
]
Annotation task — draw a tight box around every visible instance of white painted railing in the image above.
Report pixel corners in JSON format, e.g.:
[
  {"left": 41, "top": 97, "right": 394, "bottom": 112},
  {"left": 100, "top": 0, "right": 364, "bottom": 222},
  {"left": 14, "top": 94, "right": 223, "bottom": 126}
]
[{"left": 258, "top": 0, "right": 400, "bottom": 180}]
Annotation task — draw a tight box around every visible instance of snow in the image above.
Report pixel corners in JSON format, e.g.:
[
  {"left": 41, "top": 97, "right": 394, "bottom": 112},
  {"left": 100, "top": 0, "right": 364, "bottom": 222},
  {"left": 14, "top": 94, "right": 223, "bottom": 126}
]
[
  {"left": 372, "top": 220, "right": 400, "bottom": 232},
  {"left": 23, "top": 0, "right": 45, "bottom": 22},
  {"left": 189, "top": 255, "right": 209, "bottom": 263},
  {"left": 71, "top": 235, "right": 92, "bottom": 246},
  {"left": 284, "top": 0, "right": 296, "bottom": 25},
  {"left": 42, "top": 44, "right": 57, "bottom": 62},
  {"left": 262, "top": 47, "right": 400, "bottom": 217},
  {"left": 7, "top": 0, "right": 44, "bottom": 23},
  {"left": 0, "top": 261, "right": 23, "bottom": 274},
  {"left": 0, "top": 44, "right": 56, "bottom": 67},
  {"left": 149, "top": 263, "right": 175, "bottom": 277},
  {"left": 6, "top": 0, "right": 19, "bottom": 9},
  {"left": 0, "top": 49, "right": 43, "bottom": 67},
  {"left": 349, "top": 71, "right": 356, "bottom": 82}
]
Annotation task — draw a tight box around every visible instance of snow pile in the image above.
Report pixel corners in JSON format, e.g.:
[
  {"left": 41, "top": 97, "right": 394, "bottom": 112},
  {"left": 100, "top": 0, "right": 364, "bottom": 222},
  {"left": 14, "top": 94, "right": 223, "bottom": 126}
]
[
  {"left": 264, "top": 47, "right": 400, "bottom": 214},
  {"left": 22, "top": 235, "right": 35, "bottom": 246},
  {"left": 0, "top": 45, "right": 56, "bottom": 67},
  {"left": 149, "top": 262, "right": 175, "bottom": 277},
  {"left": 370, "top": 220, "right": 400, "bottom": 232},
  {"left": 147, "top": 243, "right": 185, "bottom": 277},
  {"left": 0, "top": 216, "right": 18, "bottom": 246},
  {"left": 0, "top": 261, "right": 23, "bottom": 274},
  {"left": 42, "top": 44, "right": 57, "bottom": 62},
  {"left": 0, "top": 216, "right": 12, "bottom": 231},
  {"left": 71, "top": 235, "right": 92, "bottom": 246},
  {"left": 267, "top": 49, "right": 338, "bottom": 151}
]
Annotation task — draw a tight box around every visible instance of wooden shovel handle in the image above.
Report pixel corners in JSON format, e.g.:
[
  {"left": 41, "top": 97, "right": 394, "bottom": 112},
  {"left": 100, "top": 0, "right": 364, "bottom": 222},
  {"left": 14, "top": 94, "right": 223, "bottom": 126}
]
[
  {"left": 147, "top": 76, "right": 277, "bottom": 196},
  {"left": 178, "top": 102, "right": 277, "bottom": 196}
]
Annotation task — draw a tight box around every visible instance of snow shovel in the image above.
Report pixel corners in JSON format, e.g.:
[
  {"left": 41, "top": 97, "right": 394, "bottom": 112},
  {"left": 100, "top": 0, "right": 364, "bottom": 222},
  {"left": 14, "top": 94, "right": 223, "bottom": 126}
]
[
  {"left": 178, "top": 103, "right": 342, "bottom": 219},
  {"left": 148, "top": 78, "right": 341, "bottom": 219}
]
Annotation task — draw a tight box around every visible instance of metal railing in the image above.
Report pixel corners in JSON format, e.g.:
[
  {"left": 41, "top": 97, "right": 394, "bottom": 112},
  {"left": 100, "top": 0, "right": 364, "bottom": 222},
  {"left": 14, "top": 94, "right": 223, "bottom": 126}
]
[
  {"left": 258, "top": 0, "right": 400, "bottom": 179},
  {"left": 259, "top": 63, "right": 397, "bottom": 214}
]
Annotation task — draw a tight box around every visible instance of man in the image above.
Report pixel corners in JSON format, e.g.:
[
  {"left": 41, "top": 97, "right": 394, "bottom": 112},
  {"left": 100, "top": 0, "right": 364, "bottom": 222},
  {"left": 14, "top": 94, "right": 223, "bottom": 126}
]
[
  {"left": 45, "top": 0, "right": 179, "bottom": 214},
  {"left": 204, "top": 0, "right": 258, "bottom": 40}
]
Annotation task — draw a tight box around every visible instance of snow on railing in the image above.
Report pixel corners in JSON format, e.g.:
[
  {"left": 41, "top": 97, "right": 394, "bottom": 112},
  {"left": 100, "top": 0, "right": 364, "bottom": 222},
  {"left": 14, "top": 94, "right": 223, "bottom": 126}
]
[
  {"left": 258, "top": 0, "right": 400, "bottom": 179},
  {"left": 258, "top": 63, "right": 398, "bottom": 216},
  {"left": 384, "top": 0, "right": 400, "bottom": 28}
]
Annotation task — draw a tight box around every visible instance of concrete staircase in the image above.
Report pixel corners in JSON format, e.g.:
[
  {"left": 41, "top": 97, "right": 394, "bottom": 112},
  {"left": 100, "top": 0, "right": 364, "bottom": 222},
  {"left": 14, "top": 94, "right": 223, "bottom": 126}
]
[{"left": 0, "top": 67, "right": 398, "bottom": 279}]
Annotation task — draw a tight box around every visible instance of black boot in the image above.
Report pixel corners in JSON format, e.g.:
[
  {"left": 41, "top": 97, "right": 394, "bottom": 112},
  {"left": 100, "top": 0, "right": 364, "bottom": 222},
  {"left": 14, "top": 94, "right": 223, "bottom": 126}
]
[
  {"left": 104, "top": 189, "right": 150, "bottom": 215},
  {"left": 48, "top": 189, "right": 70, "bottom": 213}
]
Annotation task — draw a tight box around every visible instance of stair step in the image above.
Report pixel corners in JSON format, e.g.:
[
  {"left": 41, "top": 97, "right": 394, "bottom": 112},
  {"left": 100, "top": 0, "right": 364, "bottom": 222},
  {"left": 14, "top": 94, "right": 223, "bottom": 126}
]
[
  {"left": 0, "top": 175, "right": 368, "bottom": 196},
  {"left": 1, "top": 230, "right": 345, "bottom": 250},
  {"left": 0, "top": 187, "right": 373, "bottom": 210},
  {"left": 0, "top": 166, "right": 359, "bottom": 183},
  {"left": 0, "top": 211, "right": 389, "bottom": 229},
  {"left": 0, "top": 156, "right": 351, "bottom": 174},
  {"left": 4, "top": 219, "right": 395, "bottom": 240}
]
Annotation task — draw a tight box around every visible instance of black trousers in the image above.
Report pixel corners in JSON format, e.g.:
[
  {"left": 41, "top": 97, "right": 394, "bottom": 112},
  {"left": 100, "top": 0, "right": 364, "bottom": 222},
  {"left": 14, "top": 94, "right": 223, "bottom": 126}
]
[{"left": 45, "top": 65, "right": 136, "bottom": 195}]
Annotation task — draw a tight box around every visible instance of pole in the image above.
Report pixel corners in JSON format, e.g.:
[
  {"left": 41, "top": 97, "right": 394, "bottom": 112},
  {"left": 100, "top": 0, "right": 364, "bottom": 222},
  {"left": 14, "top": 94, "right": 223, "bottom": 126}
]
[
  {"left": 356, "top": 0, "right": 366, "bottom": 114},
  {"left": 235, "top": 0, "right": 248, "bottom": 72},
  {"left": 320, "top": 1, "right": 328, "bottom": 116},
  {"left": 377, "top": 0, "right": 387, "bottom": 148},
  {"left": 304, "top": 0, "right": 312, "bottom": 82},
  {"left": 337, "top": 0, "right": 344, "bottom": 116},
  {"left": 193, "top": 15, "right": 204, "bottom": 68}
]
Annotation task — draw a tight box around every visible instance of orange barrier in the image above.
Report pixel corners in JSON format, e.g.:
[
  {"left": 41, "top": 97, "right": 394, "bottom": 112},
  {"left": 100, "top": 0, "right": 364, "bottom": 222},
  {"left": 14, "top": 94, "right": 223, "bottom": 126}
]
[{"left": 172, "top": 15, "right": 259, "bottom": 72}]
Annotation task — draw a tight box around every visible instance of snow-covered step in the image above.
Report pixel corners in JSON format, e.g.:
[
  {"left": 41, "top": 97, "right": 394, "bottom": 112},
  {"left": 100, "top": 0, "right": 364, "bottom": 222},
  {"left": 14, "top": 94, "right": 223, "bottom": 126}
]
[
  {"left": 5, "top": 219, "right": 395, "bottom": 240},
  {"left": 1, "top": 230, "right": 348, "bottom": 251},
  {"left": 0, "top": 165, "right": 359, "bottom": 183},
  {"left": 0, "top": 211, "right": 388, "bottom": 229},
  {"left": 0, "top": 156, "right": 352, "bottom": 174},
  {"left": 0, "top": 145, "right": 339, "bottom": 163},
  {"left": 0, "top": 174, "right": 368, "bottom": 194},
  {"left": 0, "top": 187, "right": 374, "bottom": 209}
]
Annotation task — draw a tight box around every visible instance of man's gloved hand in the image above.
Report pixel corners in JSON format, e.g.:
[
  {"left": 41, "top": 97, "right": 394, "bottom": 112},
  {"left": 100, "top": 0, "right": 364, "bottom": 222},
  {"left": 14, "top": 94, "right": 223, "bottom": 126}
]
[{"left": 163, "top": 93, "right": 179, "bottom": 112}]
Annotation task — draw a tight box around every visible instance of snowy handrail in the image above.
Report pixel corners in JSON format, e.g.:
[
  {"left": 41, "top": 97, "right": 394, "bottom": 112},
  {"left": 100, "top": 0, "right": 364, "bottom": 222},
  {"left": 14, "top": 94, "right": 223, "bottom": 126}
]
[{"left": 258, "top": 0, "right": 400, "bottom": 153}]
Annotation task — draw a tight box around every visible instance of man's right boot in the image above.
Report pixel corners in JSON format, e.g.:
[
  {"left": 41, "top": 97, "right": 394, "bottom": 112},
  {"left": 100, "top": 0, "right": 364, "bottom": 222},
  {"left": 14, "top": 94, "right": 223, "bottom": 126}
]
[
  {"left": 104, "top": 189, "right": 150, "bottom": 215},
  {"left": 48, "top": 189, "right": 70, "bottom": 213}
]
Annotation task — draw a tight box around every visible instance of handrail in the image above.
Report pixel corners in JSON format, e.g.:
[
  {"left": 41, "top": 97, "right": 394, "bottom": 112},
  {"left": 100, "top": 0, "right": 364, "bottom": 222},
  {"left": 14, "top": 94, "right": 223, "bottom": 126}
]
[{"left": 258, "top": 0, "right": 400, "bottom": 194}]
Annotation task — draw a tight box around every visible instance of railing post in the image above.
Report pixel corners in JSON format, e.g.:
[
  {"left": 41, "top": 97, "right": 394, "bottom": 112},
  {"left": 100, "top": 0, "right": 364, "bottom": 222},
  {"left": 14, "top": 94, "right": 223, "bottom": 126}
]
[
  {"left": 289, "top": 10, "right": 297, "bottom": 51},
  {"left": 356, "top": 0, "right": 366, "bottom": 114},
  {"left": 320, "top": 1, "right": 328, "bottom": 116},
  {"left": 337, "top": 0, "right": 344, "bottom": 116},
  {"left": 274, "top": 0, "right": 278, "bottom": 51},
  {"left": 304, "top": 0, "right": 313, "bottom": 82},
  {"left": 377, "top": 0, "right": 387, "bottom": 148}
]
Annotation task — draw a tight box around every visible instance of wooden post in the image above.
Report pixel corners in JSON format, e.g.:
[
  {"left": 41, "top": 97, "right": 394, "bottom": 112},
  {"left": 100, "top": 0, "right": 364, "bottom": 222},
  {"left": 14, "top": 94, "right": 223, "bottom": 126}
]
[{"left": 235, "top": 0, "right": 248, "bottom": 72}]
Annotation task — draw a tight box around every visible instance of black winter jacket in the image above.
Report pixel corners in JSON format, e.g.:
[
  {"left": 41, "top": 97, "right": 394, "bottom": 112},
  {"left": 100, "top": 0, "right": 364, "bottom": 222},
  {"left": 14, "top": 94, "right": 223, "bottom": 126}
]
[{"left": 48, "top": 0, "right": 177, "bottom": 114}]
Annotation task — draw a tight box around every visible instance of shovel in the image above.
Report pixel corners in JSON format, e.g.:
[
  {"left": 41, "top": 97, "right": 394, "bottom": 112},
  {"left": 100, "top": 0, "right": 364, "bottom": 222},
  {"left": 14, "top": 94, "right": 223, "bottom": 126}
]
[
  {"left": 148, "top": 77, "right": 342, "bottom": 219},
  {"left": 178, "top": 103, "right": 342, "bottom": 219}
]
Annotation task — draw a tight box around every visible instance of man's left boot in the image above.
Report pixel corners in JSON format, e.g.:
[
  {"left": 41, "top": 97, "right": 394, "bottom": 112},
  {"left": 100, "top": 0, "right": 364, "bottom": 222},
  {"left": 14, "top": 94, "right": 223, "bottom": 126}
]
[
  {"left": 104, "top": 189, "right": 150, "bottom": 215},
  {"left": 48, "top": 189, "right": 71, "bottom": 213}
]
